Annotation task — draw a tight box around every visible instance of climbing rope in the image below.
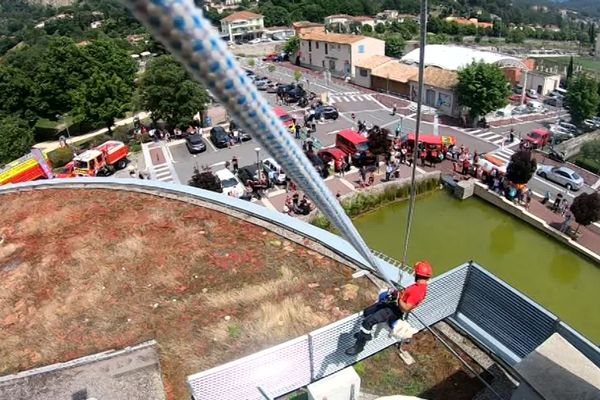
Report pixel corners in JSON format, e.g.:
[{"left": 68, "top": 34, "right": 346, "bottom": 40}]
[
  {"left": 400, "top": 0, "right": 427, "bottom": 271},
  {"left": 123, "top": 0, "right": 396, "bottom": 287}
]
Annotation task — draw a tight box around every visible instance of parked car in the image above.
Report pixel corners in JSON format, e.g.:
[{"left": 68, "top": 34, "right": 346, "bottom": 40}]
[
  {"left": 526, "top": 89, "right": 538, "bottom": 99},
  {"left": 266, "top": 83, "right": 281, "bottom": 93},
  {"left": 314, "top": 105, "right": 339, "bottom": 121},
  {"left": 185, "top": 134, "right": 207, "bottom": 154},
  {"left": 256, "top": 80, "right": 270, "bottom": 90},
  {"left": 237, "top": 164, "right": 274, "bottom": 188},
  {"left": 509, "top": 94, "right": 524, "bottom": 104},
  {"left": 262, "top": 53, "right": 279, "bottom": 62},
  {"left": 513, "top": 85, "right": 523, "bottom": 94},
  {"left": 536, "top": 165, "right": 584, "bottom": 191},
  {"left": 262, "top": 157, "right": 287, "bottom": 185},
  {"left": 283, "top": 86, "right": 306, "bottom": 103},
  {"left": 248, "top": 38, "right": 261, "bottom": 44},
  {"left": 273, "top": 107, "right": 295, "bottom": 128},
  {"left": 254, "top": 76, "right": 270, "bottom": 85},
  {"left": 228, "top": 120, "right": 252, "bottom": 142},
  {"left": 215, "top": 168, "right": 245, "bottom": 197},
  {"left": 549, "top": 125, "right": 574, "bottom": 144},
  {"left": 526, "top": 100, "right": 545, "bottom": 113},
  {"left": 244, "top": 69, "right": 255, "bottom": 77},
  {"left": 543, "top": 97, "right": 561, "bottom": 107},
  {"left": 210, "top": 126, "right": 230, "bottom": 148},
  {"left": 558, "top": 121, "right": 580, "bottom": 135},
  {"left": 277, "top": 83, "right": 297, "bottom": 96},
  {"left": 582, "top": 119, "right": 600, "bottom": 131}
]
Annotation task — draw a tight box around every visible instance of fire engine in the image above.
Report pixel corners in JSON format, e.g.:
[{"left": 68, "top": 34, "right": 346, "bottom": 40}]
[{"left": 65, "top": 140, "right": 129, "bottom": 177}]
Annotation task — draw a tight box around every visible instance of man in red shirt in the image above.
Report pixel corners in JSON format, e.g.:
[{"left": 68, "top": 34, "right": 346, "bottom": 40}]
[{"left": 345, "top": 261, "right": 432, "bottom": 356}]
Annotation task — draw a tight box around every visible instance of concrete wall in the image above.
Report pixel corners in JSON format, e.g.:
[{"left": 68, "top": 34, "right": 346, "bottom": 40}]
[
  {"left": 353, "top": 67, "right": 372, "bottom": 88},
  {"left": 300, "top": 37, "right": 384, "bottom": 77},
  {"left": 409, "top": 82, "right": 459, "bottom": 117},
  {"left": 523, "top": 72, "right": 561, "bottom": 96},
  {"left": 473, "top": 182, "right": 600, "bottom": 264},
  {"left": 300, "top": 40, "right": 352, "bottom": 75}
]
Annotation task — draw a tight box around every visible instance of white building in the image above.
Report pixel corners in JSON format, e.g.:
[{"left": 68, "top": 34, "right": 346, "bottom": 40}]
[
  {"left": 521, "top": 70, "right": 561, "bottom": 96},
  {"left": 408, "top": 67, "right": 460, "bottom": 116},
  {"left": 298, "top": 32, "right": 385, "bottom": 77},
  {"left": 220, "top": 11, "right": 264, "bottom": 42}
]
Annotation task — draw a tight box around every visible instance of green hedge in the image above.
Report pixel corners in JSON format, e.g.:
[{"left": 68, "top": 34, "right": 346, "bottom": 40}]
[
  {"left": 574, "top": 158, "right": 600, "bottom": 174},
  {"left": 311, "top": 176, "right": 440, "bottom": 231}
]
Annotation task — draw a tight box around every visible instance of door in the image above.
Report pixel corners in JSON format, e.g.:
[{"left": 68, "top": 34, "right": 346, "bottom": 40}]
[
  {"left": 328, "top": 59, "right": 336, "bottom": 71},
  {"left": 425, "top": 89, "right": 435, "bottom": 107},
  {"left": 551, "top": 169, "right": 567, "bottom": 185},
  {"left": 537, "top": 85, "right": 543, "bottom": 95}
]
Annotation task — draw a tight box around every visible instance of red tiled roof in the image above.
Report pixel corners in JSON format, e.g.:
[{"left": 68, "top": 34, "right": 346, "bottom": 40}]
[{"left": 221, "top": 11, "right": 263, "bottom": 22}]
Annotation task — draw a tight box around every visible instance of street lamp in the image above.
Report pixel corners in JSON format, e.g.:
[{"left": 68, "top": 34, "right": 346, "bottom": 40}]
[{"left": 254, "top": 147, "right": 261, "bottom": 178}]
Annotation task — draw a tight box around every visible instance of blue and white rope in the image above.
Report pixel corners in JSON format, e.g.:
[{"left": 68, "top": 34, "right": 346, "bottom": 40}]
[{"left": 123, "top": 0, "right": 396, "bottom": 285}]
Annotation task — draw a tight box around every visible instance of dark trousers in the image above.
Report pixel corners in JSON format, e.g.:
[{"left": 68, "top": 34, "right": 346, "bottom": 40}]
[{"left": 360, "top": 302, "right": 403, "bottom": 335}]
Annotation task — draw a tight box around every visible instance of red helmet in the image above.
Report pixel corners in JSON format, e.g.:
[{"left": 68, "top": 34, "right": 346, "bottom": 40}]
[{"left": 414, "top": 261, "right": 433, "bottom": 278}]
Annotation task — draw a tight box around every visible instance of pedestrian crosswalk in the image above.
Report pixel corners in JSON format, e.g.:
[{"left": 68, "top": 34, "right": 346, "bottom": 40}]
[
  {"left": 329, "top": 91, "right": 376, "bottom": 104},
  {"left": 488, "top": 148, "right": 514, "bottom": 164},
  {"left": 153, "top": 163, "right": 176, "bottom": 183},
  {"left": 470, "top": 130, "right": 507, "bottom": 146}
]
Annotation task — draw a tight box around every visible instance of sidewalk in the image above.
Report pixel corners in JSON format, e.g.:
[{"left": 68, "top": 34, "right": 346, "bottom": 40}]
[{"left": 33, "top": 112, "right": 149, "bottom": 153}]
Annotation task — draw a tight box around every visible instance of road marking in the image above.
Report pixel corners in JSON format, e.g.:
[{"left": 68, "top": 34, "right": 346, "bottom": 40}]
[
  {"left": 206, "top": 139, "right": 218, "bottom": 152},
  {"left": 339, "top": 178, "right": 355, "bottom": 190},
  {"left": 210, "top": 161, "right": 227, "bottom": 168},
  {"left": 416, "top": 166, "right": 427, "bottom": 174},
  {"left": 261, "top": 197, "right": 278, "bottom": 211},
  {"left": 327, "top": 129, "right": 341, "bottom": 135},
  {"left": 478, "top": 131, "right": 499, "bottom": 139}
]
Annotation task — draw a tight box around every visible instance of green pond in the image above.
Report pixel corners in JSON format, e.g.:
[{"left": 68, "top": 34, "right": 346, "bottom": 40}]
[{"left": 353, "top": 190, "right": 600, "bottom": 343}]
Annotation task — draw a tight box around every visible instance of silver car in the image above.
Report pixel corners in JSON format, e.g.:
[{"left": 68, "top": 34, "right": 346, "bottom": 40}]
[{"left": 536, "top": 165, "right": 584, "bottom": 191}]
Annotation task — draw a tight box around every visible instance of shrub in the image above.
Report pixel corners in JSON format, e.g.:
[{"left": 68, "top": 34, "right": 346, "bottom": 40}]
[
  {"left": 48, "top": 146, "right": 75, "bottom": 168},
  {"left": 112, "top": 126, "right": 131, "bottom": 144}
]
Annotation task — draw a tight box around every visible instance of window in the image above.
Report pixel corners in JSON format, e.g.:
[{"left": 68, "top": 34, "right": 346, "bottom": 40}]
[
  {"left": 322, "top": 60, "right": 325, "bottom": 67},
  {"left": 359, "top": 68, "right": 368, "bottom": 77},
  {"left": 358, "top": 44, "right": 365, "bottom": 54},
  {"left": 325, "top": 43, "right": 328, "bottom": 55},
  {"left": 316, "top": 41, "right": 319, "bottom": 49},
  {"left": 329, "top": 59, "right": 336, "bottom": 71},
  {"left": 308, "top": 41, "right": 312, "bottom": 51}
]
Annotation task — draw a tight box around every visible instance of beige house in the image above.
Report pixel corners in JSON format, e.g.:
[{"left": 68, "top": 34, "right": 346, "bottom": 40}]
[
  {"left": 522, "top": 70, "right": 561, "bottom": 96},
  {"left": 324, "top": 14, "right": 376, "bottom": 30},
  {"left": 299, "top": 32, "right": 385, "bottom": 77},
  {"left": 220, "top": 11, "right": 264, "bottom": 42},
  {"left": 292, "top": 21, "right": 325, "bottom": 36},
  {"left": 371, "top": 62, "right": 419, "bottom": 97},
  {"left": 409, "top": 67, "right": 460, "bottom": 116},
  {"left": 353, "top": 55, "right": 395, "bottom": 87}
]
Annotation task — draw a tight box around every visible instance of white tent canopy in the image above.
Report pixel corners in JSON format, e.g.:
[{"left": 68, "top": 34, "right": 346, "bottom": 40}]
[{"left": 402, "top": 44, "right": 521, "bottom": 71}]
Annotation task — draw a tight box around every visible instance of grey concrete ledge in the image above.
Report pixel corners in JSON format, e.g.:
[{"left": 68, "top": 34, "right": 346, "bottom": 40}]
[{"left": 0, "top": 178, "right": 409, "bottom": 286}]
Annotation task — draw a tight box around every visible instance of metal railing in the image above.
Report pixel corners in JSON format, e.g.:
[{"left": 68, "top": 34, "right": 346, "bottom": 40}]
[{"left": 187, "top": 261, "right": 600, "bottom": 400}]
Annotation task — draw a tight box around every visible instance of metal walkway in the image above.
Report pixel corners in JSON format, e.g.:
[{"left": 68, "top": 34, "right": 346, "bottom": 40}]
[{"left": 187, "top": 262, "right": 600, "bottom": 400}]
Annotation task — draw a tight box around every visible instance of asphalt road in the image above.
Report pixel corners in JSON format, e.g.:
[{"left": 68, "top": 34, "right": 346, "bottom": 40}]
[{"left": 154, "top": 60, "right": 597, "bottom": 200}]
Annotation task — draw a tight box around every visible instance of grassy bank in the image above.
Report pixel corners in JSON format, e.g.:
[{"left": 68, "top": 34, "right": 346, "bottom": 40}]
[{"left": 311, "top": 174, "right": 441, "bottom": 231}]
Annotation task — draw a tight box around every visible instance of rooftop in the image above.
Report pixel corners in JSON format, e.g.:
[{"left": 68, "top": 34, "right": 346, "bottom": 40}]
[
  {"left": 299, "top": 32, "right": 374, "bottom": 45},
  {"left": 221, "top": 11, "right": 263, "bottom": 22},
  {"left": 354, "top": 55, "right": 396, "bottom": 70},
  {"left": 409, "top": 66, "right": 459, "bottom": 90},
  {"left": 0, "top": 188, "right": 376, "bottom": 400},
  {"left": 370, "top": 61, "right": 419, "bottom": 83},
  {"left": 402, "top": 44, "right": 521, "bottom": 71}
]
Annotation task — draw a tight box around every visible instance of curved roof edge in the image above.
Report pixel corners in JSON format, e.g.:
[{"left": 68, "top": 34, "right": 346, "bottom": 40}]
[{"left": 0, "top": 178, "right": 408, "bottom": 286}]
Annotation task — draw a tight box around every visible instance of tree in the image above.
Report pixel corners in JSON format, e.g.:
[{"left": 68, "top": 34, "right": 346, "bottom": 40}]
[
  {"left": 283, "top": 36, "right": 299, "bottom": 55},
  {"left": 375, "top": 22, "right": 386, "bottom": 34},
  {"left": 247, "top": 58, "right": 256, "bottom": 68},
  {"left": 294, "top": 69, "right": 302, "bottom": 83},
  {"left": 566, "top": 56, "right": 574, "bottom": 83},
  {"left": 188, "top": 166, "right": 222, "bottom": 193},
  {"left": 139, "top": 55, "right": 210, "bottom": 129},
  {"left": 506, "top": 29, "right": 525, "bottom": 43},
  {"left": 566, "top": 75, "right": 600, "bottom": 126},
  {"left": 260, "top": 5, "right": 290, "bottom": 27},
  {"left": 367, "top": 126, "right": 389, "bottom": 156},
  {"left": 0, "top": 116, "right": 34, "bottom": 164},
  {"left": 579, "top": 140, "right": 600, "bottom": 173},
  {"left": 0, "top": 65, "right": 37, "bottom": 124},
  {"left": 506, "top": 150, "right": 537, "bottom": 184},
  {"left": 268, "top": 64, "right": 276, "bottom": 74},
  {"left": 457, "top": 62, "right": 510, "bottom": 123},
  {"left": 71, "top": 70, "right": 132, "bottom": 134},
  {"left": 570, "top": 192, "right": 600, "bottom": 234},
  {"left": 361, "top": 24, "right": 373, "bottom": 33},
  {"left": 384, "top": 34, "right": 405, "bottom": 58}
]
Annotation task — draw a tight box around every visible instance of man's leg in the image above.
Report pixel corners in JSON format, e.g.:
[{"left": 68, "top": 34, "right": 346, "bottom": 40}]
[{"left": 346, "top": 304, "right": 397, "bottom": 356}]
